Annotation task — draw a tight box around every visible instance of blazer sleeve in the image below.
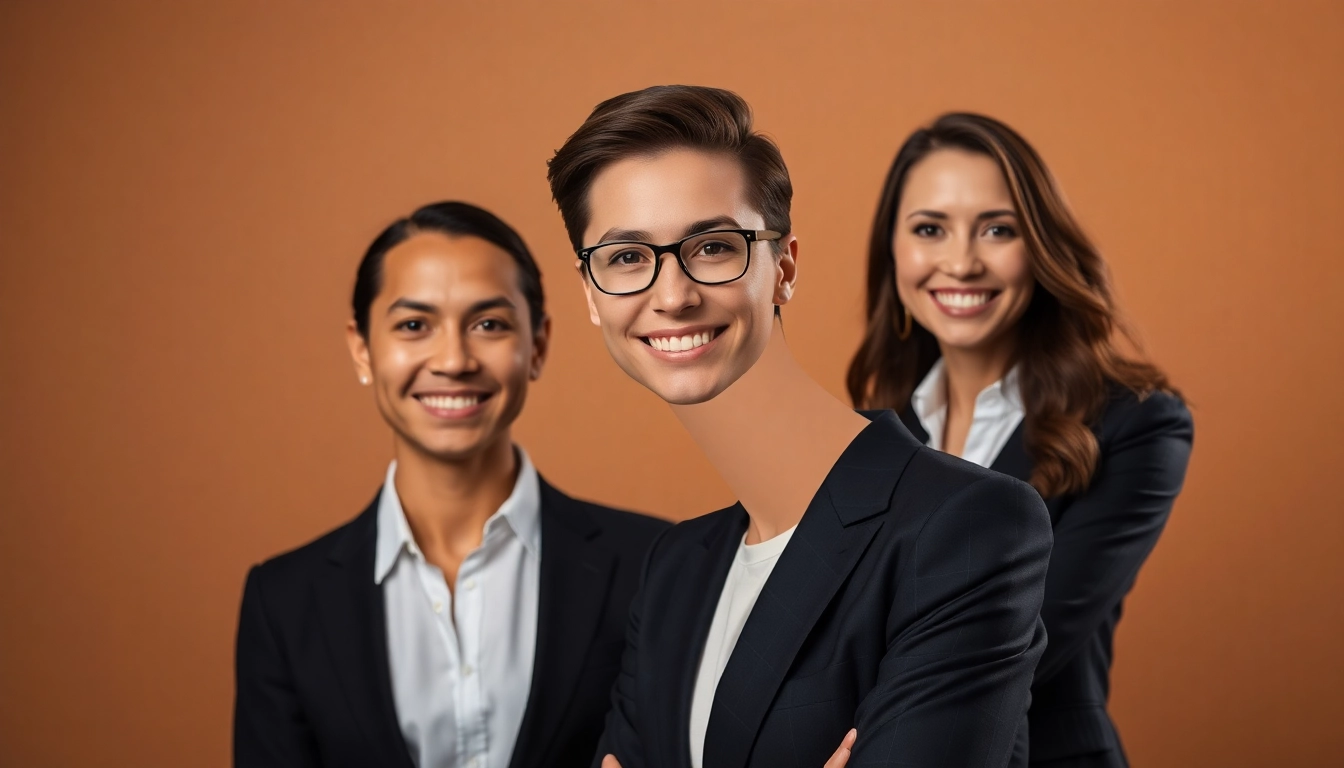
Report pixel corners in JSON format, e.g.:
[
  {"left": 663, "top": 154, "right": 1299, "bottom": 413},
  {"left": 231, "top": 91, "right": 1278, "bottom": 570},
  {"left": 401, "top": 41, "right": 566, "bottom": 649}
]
[
  {"left": 234, "top": 565, "right": 322, "bottom": 768},
  {"left": 850, "top": 474, "right": 1053, "bottom": 767},
  {"left": 1033, "top": 392, "right": 1194, "bottom": 685},
  {"left": 591, "top": 527, "right": 668, "bottom": 768}
]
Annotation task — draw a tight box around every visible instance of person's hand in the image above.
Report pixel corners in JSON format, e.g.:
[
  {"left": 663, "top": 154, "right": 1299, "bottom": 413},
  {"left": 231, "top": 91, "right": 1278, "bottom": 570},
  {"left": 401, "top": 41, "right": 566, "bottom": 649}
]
[
  {"left": 824, "top": 728, "right": 858, "bottom": 768},
  {"left": 602, "top": 728, "right": 855, "bottom": 768}
]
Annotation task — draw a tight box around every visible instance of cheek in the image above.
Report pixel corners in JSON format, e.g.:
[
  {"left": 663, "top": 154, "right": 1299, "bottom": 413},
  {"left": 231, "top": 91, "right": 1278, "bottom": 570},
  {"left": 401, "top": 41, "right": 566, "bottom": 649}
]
[
  {"left": 892, "top": 237, "right": 933, "bottom": 300},
  {"left": 994, "top": 245, "right": 1035, "bottom": 294}
]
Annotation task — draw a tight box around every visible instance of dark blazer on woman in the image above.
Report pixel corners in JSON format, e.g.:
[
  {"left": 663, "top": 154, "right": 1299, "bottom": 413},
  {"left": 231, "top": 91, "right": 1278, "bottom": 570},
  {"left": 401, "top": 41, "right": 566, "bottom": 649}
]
[
  {"left": 900, "top": 388, "right": 1193, "bottom": 768},
  {"left": 595, "top": 410, "right": 1054, "bottom": 768},
  {"left": 233, "top": 476, "right": 669, "bottom": 768}
]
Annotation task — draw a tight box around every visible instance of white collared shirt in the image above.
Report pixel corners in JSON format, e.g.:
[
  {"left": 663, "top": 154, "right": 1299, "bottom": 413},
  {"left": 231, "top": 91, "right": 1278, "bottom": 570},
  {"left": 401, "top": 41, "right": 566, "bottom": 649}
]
[
  {"left": 374, "top": 450, "right": 542, "bottom": 768},
  {"left": 911, "top": 359, "right": 1025, "bottom": 469},
  {"left": 688, "top": 524, "right": 797, "bottom": 768}
]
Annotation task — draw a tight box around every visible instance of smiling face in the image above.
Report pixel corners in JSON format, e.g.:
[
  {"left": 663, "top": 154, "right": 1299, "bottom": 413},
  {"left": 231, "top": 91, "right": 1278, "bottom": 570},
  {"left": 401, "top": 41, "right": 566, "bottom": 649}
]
[
  {"left": 893, "top": 148, "right": 1035, "bottom": 356},
  {"left": 577, "top": 148, "right": 797, "bottom": 405},
  {"left": 346, "top": 232, "right": 549, "bottom": 463}
]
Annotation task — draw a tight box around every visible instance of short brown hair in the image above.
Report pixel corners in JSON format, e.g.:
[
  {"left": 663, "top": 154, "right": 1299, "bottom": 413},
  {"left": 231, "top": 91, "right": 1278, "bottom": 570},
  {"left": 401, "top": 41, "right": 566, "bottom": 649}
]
[{"left": 547, "top": 85, "right": 792, "bottom": 251}]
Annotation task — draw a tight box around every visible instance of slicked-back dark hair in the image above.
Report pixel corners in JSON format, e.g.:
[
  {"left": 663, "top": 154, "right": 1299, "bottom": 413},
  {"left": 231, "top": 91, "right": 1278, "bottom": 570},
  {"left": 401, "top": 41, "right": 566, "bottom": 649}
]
[
  {"left": 352, "top": 201, "right": 546, "bottom": 338},
  {"left": 546, "top": 85, "right": 792, "bottom": 251}
]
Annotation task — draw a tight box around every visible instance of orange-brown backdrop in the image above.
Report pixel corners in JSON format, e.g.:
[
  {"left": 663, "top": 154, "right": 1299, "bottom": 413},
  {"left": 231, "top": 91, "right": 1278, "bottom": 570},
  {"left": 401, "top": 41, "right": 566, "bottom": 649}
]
[{"left": 2, "top": 1, "right": 1341, "bottom": 766}]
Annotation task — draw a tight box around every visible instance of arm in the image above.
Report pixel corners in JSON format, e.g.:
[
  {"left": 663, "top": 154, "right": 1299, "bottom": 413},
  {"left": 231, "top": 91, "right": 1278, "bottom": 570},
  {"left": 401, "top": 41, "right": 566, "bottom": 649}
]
[
  {"left": 234, "top": 566, "right": 322, "bottom": 768},
  {"left": 850, "top": 475, "right": 1053, "bottom": 767},
  {"left": 1034, "top": 393, "right": 1194, "bottom": 684},
  {"left": 591, "top": 527, "right": 669, "bottom": 768}
]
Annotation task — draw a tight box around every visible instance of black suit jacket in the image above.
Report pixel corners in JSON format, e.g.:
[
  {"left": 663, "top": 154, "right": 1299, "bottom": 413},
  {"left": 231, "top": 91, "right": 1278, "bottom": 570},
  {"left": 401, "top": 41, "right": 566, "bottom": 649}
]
[
  {"left": 900, "top": 389, "right": 1193, "bottom": 767},
  {"left": 234, "top": 475, "right": 669, "bottom": 768},
  {"left": 596, "top": 411, "right": 1054, "bottom": 768}
]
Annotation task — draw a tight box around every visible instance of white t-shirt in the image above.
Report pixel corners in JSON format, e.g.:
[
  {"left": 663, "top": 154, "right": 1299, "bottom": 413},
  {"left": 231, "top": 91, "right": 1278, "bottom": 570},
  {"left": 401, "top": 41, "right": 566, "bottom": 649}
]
[{"left": 688, "top": 524, "right": 798, "bottom": 768}]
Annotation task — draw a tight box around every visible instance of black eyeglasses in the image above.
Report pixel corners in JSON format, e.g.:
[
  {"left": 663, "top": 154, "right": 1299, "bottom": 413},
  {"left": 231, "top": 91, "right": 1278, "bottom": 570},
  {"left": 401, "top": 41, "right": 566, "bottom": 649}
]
[{"left": 577, "top": 229, "right": 782, "bottom": 296}]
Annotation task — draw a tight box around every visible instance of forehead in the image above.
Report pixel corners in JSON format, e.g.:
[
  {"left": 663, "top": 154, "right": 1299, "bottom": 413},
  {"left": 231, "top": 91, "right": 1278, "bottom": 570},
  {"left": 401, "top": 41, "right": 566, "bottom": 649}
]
[
  {"left": 378, "top": 232, "right": 522, "bottom": 306},
  {"left": 900, "top": 148, "right": 1014, "bottom": 212},
  {"left": 583, "top": 148, "right": 762, "bottom": 245}
]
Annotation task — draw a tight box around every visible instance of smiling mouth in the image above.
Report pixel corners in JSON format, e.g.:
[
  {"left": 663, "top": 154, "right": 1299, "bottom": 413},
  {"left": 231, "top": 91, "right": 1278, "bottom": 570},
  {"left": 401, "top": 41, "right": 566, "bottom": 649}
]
[
  {"left": 640, "top": 326, "right": 725, "bottom": 353},
  {"left": 414, "top": 393, "right": 492, "bottom": 411},
  {"left": 931, "top": 290, "right": 1000, "bottom": 309}
]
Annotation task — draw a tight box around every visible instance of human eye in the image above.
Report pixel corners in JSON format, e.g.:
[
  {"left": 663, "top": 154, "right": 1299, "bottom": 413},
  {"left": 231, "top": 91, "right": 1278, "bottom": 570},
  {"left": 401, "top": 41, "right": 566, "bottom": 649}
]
[
  {"left": 696, "top": 240, "right": 734, "bottom": 258},
  {"left": 474, "top": 317, "right": 513, "bottom": 333},
  {"left": 985, "top": 223, "right": 1018, "bottom": 238},
  {"left": 395, "top": 318, "right": 428, "bottom": 333},
  {"left": 687, "top": 233, "right": 745, "bottom": 260},
  {"left": 912, "top": 223, "right": 943, "bottom": 237},
  {"left": 606, "top": 247, "right": 650, "bottom": 267}
]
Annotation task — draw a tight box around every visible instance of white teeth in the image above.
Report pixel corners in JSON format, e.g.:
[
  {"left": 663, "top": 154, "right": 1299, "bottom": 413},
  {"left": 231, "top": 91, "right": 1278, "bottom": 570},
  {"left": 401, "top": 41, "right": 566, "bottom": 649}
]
[
  {"left": 420, "top": 395, "right": 480, "bottom": 410},
  {"left": 648, "top": 329, "right": 716, "bottom": 352},
  {"left": 934, "top": 291, "right": 992, "bottom": 308}
]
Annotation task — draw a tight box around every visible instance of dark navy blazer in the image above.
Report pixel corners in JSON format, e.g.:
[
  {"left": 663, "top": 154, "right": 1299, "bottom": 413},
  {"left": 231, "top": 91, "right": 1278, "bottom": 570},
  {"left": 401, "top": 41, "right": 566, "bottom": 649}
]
[
  {"left": 234, "top": 477, "right": 669, "bottom": 768},
  {"left": 901, "top": 389, "right": 1193, "bottom": 767},
  {"left": 595, "top": 410, "right": 1054, "bottom": 768}
]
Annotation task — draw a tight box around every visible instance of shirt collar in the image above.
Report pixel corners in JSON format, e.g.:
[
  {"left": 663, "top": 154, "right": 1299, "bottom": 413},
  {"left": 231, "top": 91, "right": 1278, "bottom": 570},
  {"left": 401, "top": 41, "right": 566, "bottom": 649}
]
[
  {"left": 373, "top": 447, "right": 543, "bottom": 585},
  {"left": 910, "top": 358, "right": 948, "bottom": 428},
  {"left": 910, "top": 358, "right": 1024, "bottom": 425}
]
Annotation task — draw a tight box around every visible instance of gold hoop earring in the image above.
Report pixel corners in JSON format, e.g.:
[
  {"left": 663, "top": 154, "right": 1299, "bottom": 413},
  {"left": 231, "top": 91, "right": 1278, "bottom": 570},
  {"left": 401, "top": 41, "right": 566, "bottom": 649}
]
[{"left": 897, "top": 306, "right": 913, "bottom": 341}]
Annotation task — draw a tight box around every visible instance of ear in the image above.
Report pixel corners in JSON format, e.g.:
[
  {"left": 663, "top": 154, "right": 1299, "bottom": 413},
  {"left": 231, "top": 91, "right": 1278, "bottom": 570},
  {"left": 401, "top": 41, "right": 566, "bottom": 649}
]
[
  {"left": 345, "top": 319, "right": 373, "bottom": 385},
  {"left": 529, "top": 314, "right": 552, "bottom": 380},
  {"left": 773, "top": 234, "right": 799, "bottom": 307},
  {"left": 578, "top": 259, "right": 601, "bottom": 326}
]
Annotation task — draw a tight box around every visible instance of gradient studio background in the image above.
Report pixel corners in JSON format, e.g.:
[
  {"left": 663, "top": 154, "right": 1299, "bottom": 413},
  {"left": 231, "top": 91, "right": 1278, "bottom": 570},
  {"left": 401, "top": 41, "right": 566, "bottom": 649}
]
[{"left": 2, "top": 1, "right": 1341, "bottom": 766}]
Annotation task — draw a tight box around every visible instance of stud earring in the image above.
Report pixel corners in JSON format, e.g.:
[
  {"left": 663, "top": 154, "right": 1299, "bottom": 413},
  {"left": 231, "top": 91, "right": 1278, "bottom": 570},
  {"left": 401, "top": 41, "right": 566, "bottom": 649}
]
[{"left": 360, "top": 376, "right": 369, "bottom": 385}]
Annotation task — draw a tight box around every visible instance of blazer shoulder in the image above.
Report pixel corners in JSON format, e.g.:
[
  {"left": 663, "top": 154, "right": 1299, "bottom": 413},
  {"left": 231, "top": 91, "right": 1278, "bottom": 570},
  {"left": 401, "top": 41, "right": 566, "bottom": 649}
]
[
  {"left": 576, "top": 498, "right": 673, "bottom": 545},
  {"left": 1098, "top": 386, "right": 1194, "bottom": 448},
  {"left": 899, "top": 446, "right": 1051, "bottom": 540},
  {"left": 540, "top": 479, "right": 672, "bottom": 547},
  {"left": 247, "top": 506, "right": 371, "bottom": 591}
]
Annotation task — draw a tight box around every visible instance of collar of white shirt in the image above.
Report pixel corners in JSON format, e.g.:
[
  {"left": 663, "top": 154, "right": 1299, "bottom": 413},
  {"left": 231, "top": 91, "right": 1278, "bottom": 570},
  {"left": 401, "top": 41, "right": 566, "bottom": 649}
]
[
  {"left": 910, "top": 358, "right": 1024, "bottom": 455},
  {"left": 373, "top": 447, "right": 542, "bottom": 584}
]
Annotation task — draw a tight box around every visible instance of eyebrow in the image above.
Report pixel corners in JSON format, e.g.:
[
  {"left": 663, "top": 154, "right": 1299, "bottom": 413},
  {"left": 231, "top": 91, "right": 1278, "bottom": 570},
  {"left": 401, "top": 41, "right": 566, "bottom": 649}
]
[
  {"left": 597, "top": 215, "right": 744, "bottom": 245},
  {"left": 906, "top": 209, "right": 1018, "bottom": 221},
  {"left": 386, "top": 296, "right": 517, "bottom": 316}
]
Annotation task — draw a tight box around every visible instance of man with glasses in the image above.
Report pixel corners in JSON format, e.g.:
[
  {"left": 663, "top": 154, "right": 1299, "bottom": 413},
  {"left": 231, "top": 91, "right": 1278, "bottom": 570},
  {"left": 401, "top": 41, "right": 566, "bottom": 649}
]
[{"left": 546, "top": 85, "right": 1053, "bottom": 768}]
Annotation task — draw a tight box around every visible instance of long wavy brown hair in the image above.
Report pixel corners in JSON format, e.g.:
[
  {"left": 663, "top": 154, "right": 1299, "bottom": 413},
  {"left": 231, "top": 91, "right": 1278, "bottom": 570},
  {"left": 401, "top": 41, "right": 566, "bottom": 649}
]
[{"left": 846, "top": 113, "right": 1176, "bottom": 498}]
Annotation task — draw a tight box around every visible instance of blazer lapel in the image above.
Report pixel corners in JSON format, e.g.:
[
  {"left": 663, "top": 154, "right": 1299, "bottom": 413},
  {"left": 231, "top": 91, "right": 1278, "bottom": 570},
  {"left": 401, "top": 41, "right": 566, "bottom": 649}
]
[
  {"left": 313, "top": 493, "right": 416, "bottom": 768},
  {"left": 661, "top": 506, "right": 748, "bottom": 768},
  {"left": 508, "top": 479, "right": 617, "bottom": 768},
  {"left": 703, "top": 412, "right": 922, "bottom": 768},
  {"left": 989, "top": 422, "right": 1032, "bottom": 483},
  {"left": 897, "top": 405, "right": 930, "bottom": 445}
]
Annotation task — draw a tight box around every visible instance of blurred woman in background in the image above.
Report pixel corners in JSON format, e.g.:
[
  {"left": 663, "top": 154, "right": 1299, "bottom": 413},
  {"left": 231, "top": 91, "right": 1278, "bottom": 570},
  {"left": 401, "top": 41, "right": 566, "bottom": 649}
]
[{"left": 847, "top": 113, "right": 1194, "bottom": 768}]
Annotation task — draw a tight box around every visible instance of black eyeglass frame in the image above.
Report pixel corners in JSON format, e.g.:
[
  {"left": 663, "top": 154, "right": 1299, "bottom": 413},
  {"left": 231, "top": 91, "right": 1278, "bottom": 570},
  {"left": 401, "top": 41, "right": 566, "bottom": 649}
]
[{"left": 576, "top": 228, "right": 782, "bottom": 296}]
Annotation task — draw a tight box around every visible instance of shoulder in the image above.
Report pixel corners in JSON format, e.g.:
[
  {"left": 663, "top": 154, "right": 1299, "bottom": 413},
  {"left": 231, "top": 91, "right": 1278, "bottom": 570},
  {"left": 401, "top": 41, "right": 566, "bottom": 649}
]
[
  {"left": 900, "top": 448, "right": 1052, "bottom": 558},
  {"left": 906, "top": 445, "right": 1042, "bottom": 515},
  {"left": 246, "top": 502, "right": 374, "bottom": 596},
  {"left": 1096, "top": 386, "right": 1194, "bottom": 449},
  {"left": 539, "top": 478, "right": 671, "bottom": 547}
]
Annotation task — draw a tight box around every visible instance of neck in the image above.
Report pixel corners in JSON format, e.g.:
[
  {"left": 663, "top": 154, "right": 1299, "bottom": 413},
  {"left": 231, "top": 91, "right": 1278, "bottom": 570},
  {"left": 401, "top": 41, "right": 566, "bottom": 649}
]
[
  {"left": 391, "top": 433, "right": 519, "bottom": 557},
  {"left": 938, "top": 339, "right": 1017, "bottom": 414},
  {"left": 670, "top": 322, "right": 870, "bottom": 544}
]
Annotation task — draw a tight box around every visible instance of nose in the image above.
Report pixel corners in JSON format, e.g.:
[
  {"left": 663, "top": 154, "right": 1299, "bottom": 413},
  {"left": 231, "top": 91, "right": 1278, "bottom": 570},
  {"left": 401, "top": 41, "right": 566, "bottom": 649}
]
[
  {"left": 647, "top": 252, "right": 702, "bottom": 315},
  {"left": 427, "top": 326, "right": 480, "bottom": 377},
  {"left": 937, "top": 231, "right": 985, "bottom": 280}
]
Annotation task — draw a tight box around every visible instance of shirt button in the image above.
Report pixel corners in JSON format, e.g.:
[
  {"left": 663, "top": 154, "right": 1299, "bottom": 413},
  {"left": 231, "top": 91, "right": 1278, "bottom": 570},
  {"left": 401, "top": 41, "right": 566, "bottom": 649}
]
[
  {"left": 463, "top": 578, "right": 477, "bottom": 591},
  {"left": 432, "top": 600, "right": 443, "bottom": 614},
  {"left": 462, "top": 664, "right": 475, "bottom": 677}
]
